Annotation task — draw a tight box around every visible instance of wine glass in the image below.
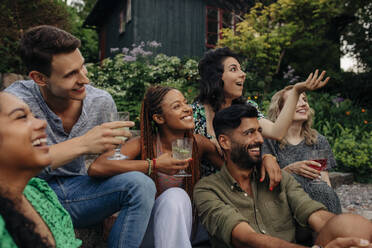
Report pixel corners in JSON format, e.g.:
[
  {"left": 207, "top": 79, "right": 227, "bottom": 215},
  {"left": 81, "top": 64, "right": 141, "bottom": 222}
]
[
  {"left": 107, "top": 111, "right": 130, "bottom": 160},
  {"left": 306, "top": 149, "right": 328, "bottom": 184},
  {"left": 172, "top": 138, "right": 192, "bottom": 177}
]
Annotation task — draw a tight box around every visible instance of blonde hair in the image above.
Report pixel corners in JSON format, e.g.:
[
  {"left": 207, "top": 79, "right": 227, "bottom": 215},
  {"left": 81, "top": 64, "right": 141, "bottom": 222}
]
[{"left": 267, "top": 85, "right": 318, "bottom": 148}]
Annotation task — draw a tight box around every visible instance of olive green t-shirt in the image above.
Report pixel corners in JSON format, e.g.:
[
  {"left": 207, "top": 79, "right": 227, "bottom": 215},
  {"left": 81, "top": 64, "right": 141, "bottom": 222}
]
[
  {"left": 194, "top": 166, "right": 326, "bottom": 248},
  {"left": 0, "top": 178, "right": 81, "bottom": 248}
]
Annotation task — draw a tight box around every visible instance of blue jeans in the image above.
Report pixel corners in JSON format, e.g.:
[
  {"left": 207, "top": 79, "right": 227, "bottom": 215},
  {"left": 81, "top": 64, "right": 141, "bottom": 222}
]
[{"left": 48, "top": 172, "right": 156, "bottom": 248}]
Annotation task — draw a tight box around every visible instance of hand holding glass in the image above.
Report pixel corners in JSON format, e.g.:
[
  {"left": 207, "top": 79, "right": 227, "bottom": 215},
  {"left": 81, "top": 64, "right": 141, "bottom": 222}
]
[
  {"left": 107, "top": 111, "right": 130, "bottom": 160},
  {"left": 172, "top": 138, "right": 192, "bottom": 177},
  {"left": 306, "top": 149, "right": 328, "bottom": 183}
]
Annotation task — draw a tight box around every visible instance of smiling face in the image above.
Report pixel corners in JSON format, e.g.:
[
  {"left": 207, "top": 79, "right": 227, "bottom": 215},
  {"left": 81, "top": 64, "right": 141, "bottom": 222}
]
[
  {"left": 43, "top": 48, "right": 89, "bottom": 101},
  {"left": 0, "top": 93, "right": 51, "bottom": 170},
  {"left": 155, "top": 89, "right": 194, "bottom": 131},
  {"left": 221, "top": 57, "right": 246, "bottom": 101},
  {"left": 228, "top": 118, "right": 263, "bottom": 169},
  {"left": 284, "top": 91, "right": 310, "bottom": 122}
]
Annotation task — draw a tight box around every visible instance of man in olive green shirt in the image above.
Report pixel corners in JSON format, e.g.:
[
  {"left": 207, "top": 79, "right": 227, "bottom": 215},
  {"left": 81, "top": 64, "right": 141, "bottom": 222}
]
[{"left": 194, "top": 104, "right": 372, "bottom": 248}]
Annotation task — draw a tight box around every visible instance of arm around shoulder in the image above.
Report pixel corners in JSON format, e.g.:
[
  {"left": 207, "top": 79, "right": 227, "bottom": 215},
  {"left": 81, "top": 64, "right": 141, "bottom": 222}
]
[{"left": 194, "top": 134, "right": 224, "bottom": 169}]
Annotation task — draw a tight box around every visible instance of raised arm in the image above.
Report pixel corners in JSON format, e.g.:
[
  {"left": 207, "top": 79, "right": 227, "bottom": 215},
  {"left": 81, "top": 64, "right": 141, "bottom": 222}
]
[
  {"left": 49, "top": 121, "right": 134, "bottom": 169},
  {"left": 260, "top": 70, "right": 330, "bottom": 140}
]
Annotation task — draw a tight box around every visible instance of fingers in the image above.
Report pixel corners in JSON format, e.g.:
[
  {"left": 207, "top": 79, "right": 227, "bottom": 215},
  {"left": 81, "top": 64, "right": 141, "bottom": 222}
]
[
  {"left": 307, "top": 160, "right": 322, "bottom": 168},
  {"left": 110, "top": 128, "right": 132, "bottom": 139},
  {"left": 308, "top": 69, "right": 330, "bottom": 90},
  {"left": 306, "top": 72, "right": 313, "bottom": 82},
  {"left": 102, "top": 121, "right": 135, "bottom": 129},
  {"left": 273, "top": 169, "right": 282, "bottom": 188},
  {"left": 324, "top": 237, "right": 370, "bottom": 248},
  {"left": 301, "top": 166, "right": 321, "bottom": 179},
  {"left": 268, "top": 170, "right": 282, "bottom": 190},
  {"left": 313, "top": 69, "right": 319, "bottom": 80},
  {"left": 171, "top": 158, "right": 191, "bottom": 169},
  {"left": 293, "top": 161, "right": 320, "bottom": 179},
  {"left": 320, "top": 76, "right": 330, "bottom": 87},
  {"left": 105, "top": 137, "right": 124, "bottom": 146},
  {"left": 260, "top": 165, "right": 266, "bottom": 183}
]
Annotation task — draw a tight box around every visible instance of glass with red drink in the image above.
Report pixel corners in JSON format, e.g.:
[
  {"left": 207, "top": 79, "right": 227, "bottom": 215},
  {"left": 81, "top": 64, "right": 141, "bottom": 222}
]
[{"left": 307, "top": 149, "right": 328, "bottom": 183}]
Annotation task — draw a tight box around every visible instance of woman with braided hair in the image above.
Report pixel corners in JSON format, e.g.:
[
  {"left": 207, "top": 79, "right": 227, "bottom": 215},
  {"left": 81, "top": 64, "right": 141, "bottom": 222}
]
[{"left": 88, "top": 85, "right": 281, "bottom": 248}]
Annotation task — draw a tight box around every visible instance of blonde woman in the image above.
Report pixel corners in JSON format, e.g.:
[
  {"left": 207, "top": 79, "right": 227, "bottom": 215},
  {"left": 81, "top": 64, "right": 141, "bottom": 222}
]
[{"left": 262, "top": 85, "right": 341, "bottom": 214}]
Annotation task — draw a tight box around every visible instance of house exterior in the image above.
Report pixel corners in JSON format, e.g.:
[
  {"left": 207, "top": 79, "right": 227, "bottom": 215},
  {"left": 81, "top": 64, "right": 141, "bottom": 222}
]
[{"left": 84, "top": 0, "right": 254, "bottom": 60}]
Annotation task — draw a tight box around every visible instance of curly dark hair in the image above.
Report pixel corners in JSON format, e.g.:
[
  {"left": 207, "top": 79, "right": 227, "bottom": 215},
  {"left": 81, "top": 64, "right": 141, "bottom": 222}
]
[
  {"left": 195, "top": 47, "right": 246, "bottom": 112},
  {"left": 0, "top": 193, "right": 53, "bottom": 248}
]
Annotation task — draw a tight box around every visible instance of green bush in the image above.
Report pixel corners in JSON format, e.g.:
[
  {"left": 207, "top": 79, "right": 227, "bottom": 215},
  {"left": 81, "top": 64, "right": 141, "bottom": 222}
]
[
  {"left": 300, "top": 92, "right": 371, "bottom": 182},
  {"left": 87, "top": 45, "right": 199, "bottom": 126},
  {"left": 332, "top": 127, "right": 372, "bottom": 182}
]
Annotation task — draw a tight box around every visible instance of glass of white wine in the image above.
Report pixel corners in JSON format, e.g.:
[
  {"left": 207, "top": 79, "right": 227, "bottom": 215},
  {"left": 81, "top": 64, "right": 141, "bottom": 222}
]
[
  {"left": 107, "top": 111, "right": 130, "bottom": 160},
  {"left": 172, "top": 138, "right": 192, "bottom": 177}
]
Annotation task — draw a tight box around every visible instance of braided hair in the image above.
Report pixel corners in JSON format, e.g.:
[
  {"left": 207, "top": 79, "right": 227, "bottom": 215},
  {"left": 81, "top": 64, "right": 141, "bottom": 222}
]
[{"left": 140, "top": 85, "right": 200, "bottom": 198}]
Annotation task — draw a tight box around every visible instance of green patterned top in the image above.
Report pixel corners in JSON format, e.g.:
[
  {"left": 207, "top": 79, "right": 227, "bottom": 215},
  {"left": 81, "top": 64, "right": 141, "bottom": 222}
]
[{"left": 0, "top": 177, "right": 81, "bottom": 248}]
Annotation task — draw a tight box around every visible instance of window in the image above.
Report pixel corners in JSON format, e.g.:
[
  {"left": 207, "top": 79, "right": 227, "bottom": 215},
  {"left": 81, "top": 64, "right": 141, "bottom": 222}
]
[
  {"left": 206, "top": 6, "right": 237, "bottom": 49},
  {"left": 119, "top": 0, "right": 132, "bottom": 34}
]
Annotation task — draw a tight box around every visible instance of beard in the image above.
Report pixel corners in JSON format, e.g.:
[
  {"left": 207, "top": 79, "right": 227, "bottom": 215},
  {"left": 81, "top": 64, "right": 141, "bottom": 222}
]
[{"left": 230, "top": 140, "right": 262, "bottom": 170}]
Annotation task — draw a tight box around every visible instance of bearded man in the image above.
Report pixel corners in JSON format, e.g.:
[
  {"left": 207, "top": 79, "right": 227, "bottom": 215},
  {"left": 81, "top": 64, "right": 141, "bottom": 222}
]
[{"left": 194, "top": 104, "right": 372, "bottom": 248}]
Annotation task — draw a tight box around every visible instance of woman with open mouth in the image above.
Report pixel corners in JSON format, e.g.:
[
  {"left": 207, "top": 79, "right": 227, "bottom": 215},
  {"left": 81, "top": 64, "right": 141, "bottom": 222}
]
[
  {"left": 192, "top": 47, "right": 330, "bottom": 178},
  {"left": 0, "top": 92, "right": 81, "bottom": 248}
]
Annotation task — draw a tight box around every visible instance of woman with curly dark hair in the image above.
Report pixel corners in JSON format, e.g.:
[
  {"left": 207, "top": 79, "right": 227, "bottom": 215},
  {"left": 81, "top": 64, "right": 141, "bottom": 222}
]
[
  {"left": 0, "top": 92, "right": 81, "bottom": 248},
  {"left": 192, "top": 47, "right": 330, "bottom": 177}
]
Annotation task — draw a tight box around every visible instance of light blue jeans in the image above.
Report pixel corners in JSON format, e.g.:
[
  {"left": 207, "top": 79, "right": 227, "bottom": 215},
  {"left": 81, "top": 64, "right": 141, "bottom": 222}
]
[{"left": 48, "top": 172, "right": 156, "bottom": 248}]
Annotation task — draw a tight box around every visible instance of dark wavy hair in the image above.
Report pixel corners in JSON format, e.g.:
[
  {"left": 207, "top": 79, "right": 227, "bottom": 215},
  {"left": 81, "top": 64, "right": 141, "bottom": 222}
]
[
  {"left": 20, "top": 25, "right": 81, "bottom": 77},
  {"left": 195, "top": 47, "right": 246, "bottom": 112},
  {"left": 0, "top": 193, "right": 52, "bottom": 248}
]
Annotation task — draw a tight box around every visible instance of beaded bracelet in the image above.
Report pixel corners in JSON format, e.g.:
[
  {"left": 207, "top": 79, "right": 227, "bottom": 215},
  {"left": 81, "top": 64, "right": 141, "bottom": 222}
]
[
  {"left": 146, "top": 158, "right": 152, "bottom": 176},
  {"left": 152, "top": 158, "right": 156, "bottom": 170}
]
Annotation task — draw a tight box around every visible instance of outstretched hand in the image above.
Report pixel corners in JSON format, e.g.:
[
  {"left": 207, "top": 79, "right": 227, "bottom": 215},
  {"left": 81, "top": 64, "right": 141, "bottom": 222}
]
[{"left": 294, "top": 69, "right": 330, "bottom": 94}]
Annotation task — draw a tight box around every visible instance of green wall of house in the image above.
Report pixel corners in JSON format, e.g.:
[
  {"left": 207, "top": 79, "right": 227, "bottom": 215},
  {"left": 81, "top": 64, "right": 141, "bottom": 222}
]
[{"left": 102, "top": 0, "right": 207, "bottom": 59}]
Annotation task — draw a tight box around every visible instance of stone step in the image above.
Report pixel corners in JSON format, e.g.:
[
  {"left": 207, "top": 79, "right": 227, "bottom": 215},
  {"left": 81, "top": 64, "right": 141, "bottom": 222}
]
[
  {"left": 329, "top": 172, "right": 354, "bottom": 189},
  {"left": 75, "top": 226, "right": 106, "bottom": 248}
]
